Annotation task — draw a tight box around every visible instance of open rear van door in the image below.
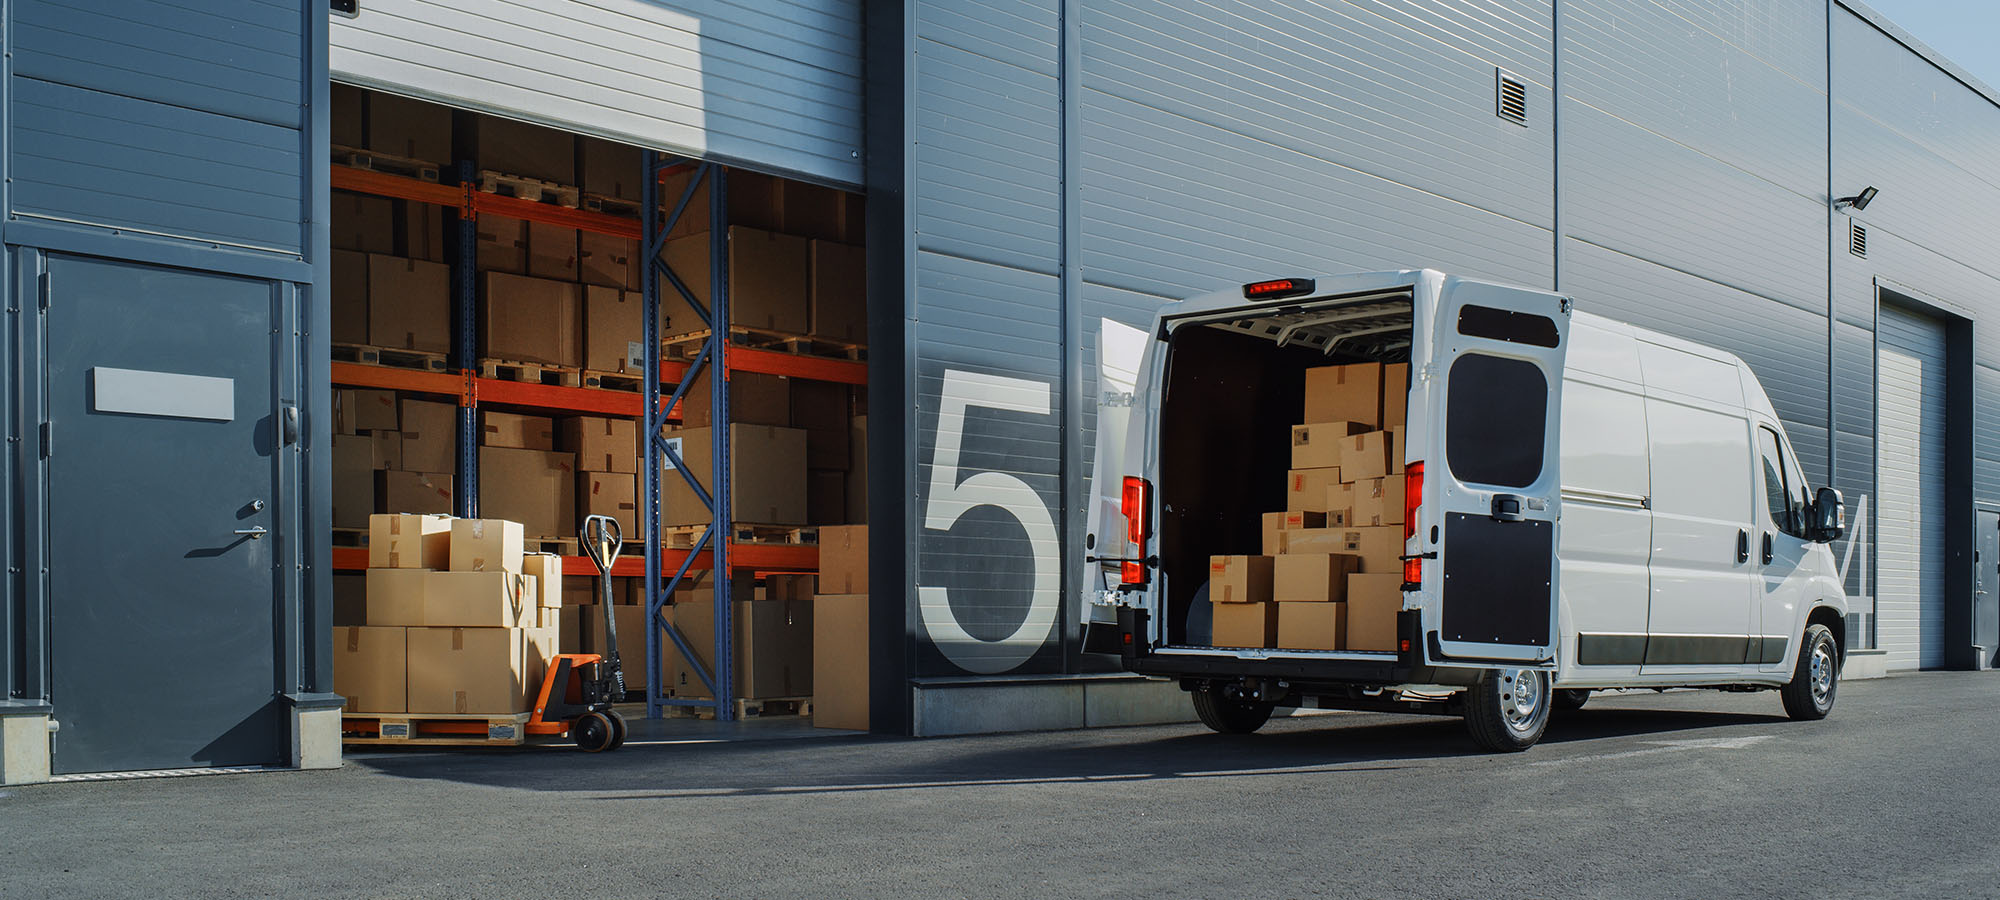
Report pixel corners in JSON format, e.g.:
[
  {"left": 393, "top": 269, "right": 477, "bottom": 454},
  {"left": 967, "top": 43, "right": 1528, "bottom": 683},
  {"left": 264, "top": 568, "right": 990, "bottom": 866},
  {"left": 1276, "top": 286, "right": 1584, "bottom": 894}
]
[{"left": 1420, "top": 277, "right": 1571, "bottom": 667}]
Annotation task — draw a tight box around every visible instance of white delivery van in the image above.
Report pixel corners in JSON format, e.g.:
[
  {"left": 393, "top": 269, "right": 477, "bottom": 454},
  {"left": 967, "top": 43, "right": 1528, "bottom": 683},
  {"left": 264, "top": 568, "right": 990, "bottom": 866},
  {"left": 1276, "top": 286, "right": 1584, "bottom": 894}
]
[{"left": 1088, "top": 269, "right": 1849, "bottom": 751}]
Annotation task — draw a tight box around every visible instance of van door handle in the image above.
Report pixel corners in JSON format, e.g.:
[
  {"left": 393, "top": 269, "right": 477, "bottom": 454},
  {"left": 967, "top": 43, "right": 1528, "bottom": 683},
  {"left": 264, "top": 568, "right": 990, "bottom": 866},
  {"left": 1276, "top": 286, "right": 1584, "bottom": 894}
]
[
  {"left": 1736, "top": 530, "right": 1750, "bottom": 563},
  {"left": 1761, "top": 532, "right": 1774, "bottom": 565}
]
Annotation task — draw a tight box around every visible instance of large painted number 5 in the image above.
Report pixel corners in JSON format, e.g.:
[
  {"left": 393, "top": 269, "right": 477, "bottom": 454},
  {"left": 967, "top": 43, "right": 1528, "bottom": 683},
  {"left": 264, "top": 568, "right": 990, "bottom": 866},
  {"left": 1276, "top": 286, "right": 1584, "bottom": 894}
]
[{"left": 918, "top": 370, "right": 1061, "bottom": 674}]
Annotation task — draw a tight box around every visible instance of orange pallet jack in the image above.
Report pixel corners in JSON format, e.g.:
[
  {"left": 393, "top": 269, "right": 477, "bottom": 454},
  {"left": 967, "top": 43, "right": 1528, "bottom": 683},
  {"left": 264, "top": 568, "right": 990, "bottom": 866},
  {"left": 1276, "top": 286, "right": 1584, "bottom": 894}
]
[{"left": 524, "top": 514, "right": 630, "bottom": 752}]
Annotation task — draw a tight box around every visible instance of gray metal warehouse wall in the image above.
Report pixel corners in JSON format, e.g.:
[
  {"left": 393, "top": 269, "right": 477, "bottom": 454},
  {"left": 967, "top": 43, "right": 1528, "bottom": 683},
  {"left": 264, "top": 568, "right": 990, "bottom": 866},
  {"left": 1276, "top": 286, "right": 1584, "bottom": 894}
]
[{"left": 892, "top": 0, "right": 2000, "bottom": 679}]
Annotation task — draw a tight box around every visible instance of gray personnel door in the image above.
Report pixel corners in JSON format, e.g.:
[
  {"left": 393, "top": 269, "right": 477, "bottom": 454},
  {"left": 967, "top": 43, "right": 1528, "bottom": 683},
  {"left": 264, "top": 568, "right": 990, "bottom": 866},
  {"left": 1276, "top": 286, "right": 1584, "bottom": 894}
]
[
  {"left": 45, "top": 254, "right": 286, "bottom": 774},
  {"left": 1977, "top": 511, "right": 2000, "bottom": 670}
]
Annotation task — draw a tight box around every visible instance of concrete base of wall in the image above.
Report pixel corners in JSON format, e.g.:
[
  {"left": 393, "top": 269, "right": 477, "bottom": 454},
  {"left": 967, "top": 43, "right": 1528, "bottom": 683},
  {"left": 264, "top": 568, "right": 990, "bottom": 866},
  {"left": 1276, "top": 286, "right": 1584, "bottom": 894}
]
[
  {"left": 292, "top": 706, "right": 343, "bottom": 770},
  {"left": 1843, "top": 648, "right": 1890, "bottom": 680},
  {"left": 0, "top": 714, "right": 53, "bottom": 785},
  {"left": 910, "top": 674, "right": 1192, "bottom": 737}
]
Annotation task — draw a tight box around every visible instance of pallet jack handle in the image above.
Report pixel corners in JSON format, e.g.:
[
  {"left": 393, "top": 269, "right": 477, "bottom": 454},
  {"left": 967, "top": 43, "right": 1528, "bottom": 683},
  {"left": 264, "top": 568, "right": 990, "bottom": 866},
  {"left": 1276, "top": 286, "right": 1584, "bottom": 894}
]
[{"left": 582, "top": 514, "right": 626, "bottom": 699}]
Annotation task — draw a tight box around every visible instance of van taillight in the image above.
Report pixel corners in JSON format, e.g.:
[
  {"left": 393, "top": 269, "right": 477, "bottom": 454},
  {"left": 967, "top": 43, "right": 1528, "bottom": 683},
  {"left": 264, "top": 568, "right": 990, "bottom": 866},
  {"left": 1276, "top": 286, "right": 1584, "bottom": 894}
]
[
  {"left": 1122, "top": 477, "right": 1150, "bottom": 545},
  {"left": 1403, "top": 462, "right": 1424, "bottom": 583}
]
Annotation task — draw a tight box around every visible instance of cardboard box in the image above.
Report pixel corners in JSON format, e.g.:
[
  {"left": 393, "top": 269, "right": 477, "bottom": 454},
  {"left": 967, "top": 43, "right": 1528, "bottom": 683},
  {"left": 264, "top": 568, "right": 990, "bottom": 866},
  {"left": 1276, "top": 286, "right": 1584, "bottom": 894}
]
[
  {"left": 1262, "top": 510, "right": 1325, "bottom": 555},
  {"left": 584, "top": 285, "right": 645, "bottom": 374},
  {"left": 676, "top": 370, "right": 791, "bottom": 428},
  {"left": 522, "top": 553, "right": 564, "bottom": 611},
  {"left": 1384, "top": 362, "right": 1410, "bottom": 429},
  {"left": 1273, "top": 527, "right": 1345, "bottom": 556},
  {"left": 476, "top": 213, "right": 528, "bottom": 274},
  {"left": 782, "top": 181, "right": 849, "bottom": 241},
  {"left": 368, "top": 513, "right": 452, "bottom": 569},
  {"left": 814, "top": 593, "right": 869, "bottom": 730},
  {"left": 808, "top": 470, "right": 846, "bottom": 525},
  {"left": 331, "top": 82, "right": 364, "bottom": 148},
  {"left": 369, "top": 431, "right": 402, "bottom": 470},
  {"left": 1339, "top": 431, "right": 1394, "bottom": 483},
  {"left": 334, "top": 574, "right": 368, "bottom": 626},
  {"left": 1209, "top": 555, "right": 1274, "bottom": 604},
  {"left": 364, "top": 568, "right": 429, "bottom": 625},
  {"left": 344, "top": 389, "right": 399, "bottom": 432},
  {"left": 473, "top": 114, "right": 575, "bottom": 185},
  {"left": 1304, "top": 362, "right": 1383, "bottom": 427},
  {"left": 671, "top": 591, "right": 811, "bottom": 700},
  {"left": 482, "top": 273, "right": 581, "bottom": 367},
  {"left": 561, "top": 417, "right": 638, "bottom": 474},
  {"left": 1346, "top": 573, "right": 1403, "bottom": 651},
  {"left": 1277, "top": 602, "right": 1345, "bottom": 651},
  {"left": 404, "top": 199, "right": 446, "bottom": 263},
  {"left": 818, "top": 525, "right": 868, "bottom": 594},
  {"left": 661, "top": 227, "right": 809, "bottom": 334},
  {"left": 791, "top": 380, "right": 851, "bottom": 470},
  {"left": 662, "top": 425, "right": 807, "bottom": 526},
  {"left": 378, "top": 471, "right": 453, "bottom": 517},
  {"left": 401, "top": 399, "right": 457, "bottom": 476},
  {"left": 450, "top": 518, "right": 525, "bottom": 574},
  {"left": 1354, "top": 476, "right": 1406, "bottom": 527},
  {"left": 405, "top": 625, "right": 553, "bottom": 715},
  {"left": 581, "top": 471, "right": 639, "bottom": 540},
  {"left": 559, "top": 605, "right": 584, "bottom": 654},
  {"left": 1286, "top": 467, "right": 1342, "bottom": 513},
  {"left": 1292, "top": 421, "right": 1368, "bottom": 470},
  {"left": 528, "top": 221, "right": 579, "bottom": 281},
  {"left": 1324, "top": 483, "right": 1355, "bottom": 527},
  {"left": 334, "top": 626, "right": 406, "bottom": 713},
  {"left": 481, "top": 411, "right": 555, "bottom": 451},
  {"left": 661, "top": 166, "right": 782, "bottom": 238},
  {"left": 1212, "top": 601, "right": 1277, "bottom": 648},
  {"left": 368, "top": 254, "right": 450, "bottom": 353},
  {"left": 578, "top": 231, "right": 638, "bottom": 291},
  {"left": 562, "top": 578, "right": 597, "bottom": 608},
  {"left": 332, "top": 434, "right": 374, "bottom": 529},
  {"left": 845, "top": 415, "right": 868, "bottom": 524},
  {"left": 579, "top": 136, "right": 644, "bottom": 200},
  {"left": 423, "top": 571, "right": 537, "bottom": 628},
  {"left": 366, "top": 91, "right": 450, "bottom": 163},
  {"left": 1339, "top": 526, "right": 1406, "bottom": 574},
  {"left": 583, "top": 604, "right": 652, "bottom": 692},
  {"left": 1390, "top": 426, "right": 1405, "bottom": 476},
  {"left": 333, "top": 193, "right": 394, "bottom": 254},
  {"left": 331, "top": 249, "right": 369, "bottom": 345},
  {"left": 479, "top": 448, "right": 577, "bottom": 538},
  {"left": 1273, "top": 553, "right": 1361, "bottom": 603},
  {"left": 810, "top": 240, "right": 866, "bottom": 342}
]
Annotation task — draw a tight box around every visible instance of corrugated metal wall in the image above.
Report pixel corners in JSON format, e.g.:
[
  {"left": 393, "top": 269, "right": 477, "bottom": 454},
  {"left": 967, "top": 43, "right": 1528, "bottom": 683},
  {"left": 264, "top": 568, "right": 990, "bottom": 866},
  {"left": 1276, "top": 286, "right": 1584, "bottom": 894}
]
[
  {"left": 900, "top": 0, "right": 2000, "bottom": 677},
  {"left": 329, "top": 0, "right": 864, "bottom": 186}
]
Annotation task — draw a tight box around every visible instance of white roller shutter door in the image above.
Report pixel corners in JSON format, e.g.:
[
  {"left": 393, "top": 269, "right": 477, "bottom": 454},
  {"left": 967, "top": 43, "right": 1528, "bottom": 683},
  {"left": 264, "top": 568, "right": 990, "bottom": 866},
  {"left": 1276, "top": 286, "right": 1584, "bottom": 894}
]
[
  {"left": 330, "top": 0, "right": 863, "bottom": 186},
  {"left": 1875, "top": 304, "right": 1948, "bottom": 670}
]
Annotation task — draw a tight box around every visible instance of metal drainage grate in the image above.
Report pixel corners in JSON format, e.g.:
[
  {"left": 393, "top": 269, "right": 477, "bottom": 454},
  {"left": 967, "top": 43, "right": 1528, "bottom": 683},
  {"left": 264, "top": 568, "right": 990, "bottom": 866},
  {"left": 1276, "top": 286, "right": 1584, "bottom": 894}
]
[
  {"left": 1497, "top": 70, "right": 1528, "bottom": 126},
  {"left": 1850, "top": 221, "right": 1867, "bottom": 258},
  {"left": 49, "top": 765, "right": 283, "bottom": 783}
]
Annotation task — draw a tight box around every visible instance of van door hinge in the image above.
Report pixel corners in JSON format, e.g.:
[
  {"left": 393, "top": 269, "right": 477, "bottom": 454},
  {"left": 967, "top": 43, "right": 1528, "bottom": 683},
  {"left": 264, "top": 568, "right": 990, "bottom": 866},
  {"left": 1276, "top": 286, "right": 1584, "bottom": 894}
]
[
  {"left": 39, "top": 422, "right": 51, "bottom": 458},
  {"left": 1558, "top": 296, "right": 1573, "bottom": 315}
]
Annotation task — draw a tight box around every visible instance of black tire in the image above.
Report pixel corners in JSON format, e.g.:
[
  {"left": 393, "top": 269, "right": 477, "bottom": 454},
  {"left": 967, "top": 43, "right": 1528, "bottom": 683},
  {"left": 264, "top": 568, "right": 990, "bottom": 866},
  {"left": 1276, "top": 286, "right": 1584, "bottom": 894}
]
[
  {"left": 1781, "top": 623, "right": 1839, "bottom": 721},
  {"left": 1463, "top": 668, "right": 1552, "bottom": 752},
  {"left": 1554, "top": 689, "right": 1591, "bottom": 711},
  {"left": 606, "top": 710, "right": 628, "bottom": 751},
  {"left": 573, "top": 711, "right": 616, "bottom": 752},
  {"left": 1191, "top": 687, "right": 1275, "bottom": 734}
]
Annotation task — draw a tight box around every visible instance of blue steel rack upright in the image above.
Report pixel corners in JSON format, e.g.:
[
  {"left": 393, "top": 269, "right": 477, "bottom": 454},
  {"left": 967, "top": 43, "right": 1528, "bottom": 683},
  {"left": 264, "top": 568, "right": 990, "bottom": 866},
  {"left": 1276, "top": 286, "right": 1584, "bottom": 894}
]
[{"left": 643, "top": 153, "right": 736, "bottom": 720}]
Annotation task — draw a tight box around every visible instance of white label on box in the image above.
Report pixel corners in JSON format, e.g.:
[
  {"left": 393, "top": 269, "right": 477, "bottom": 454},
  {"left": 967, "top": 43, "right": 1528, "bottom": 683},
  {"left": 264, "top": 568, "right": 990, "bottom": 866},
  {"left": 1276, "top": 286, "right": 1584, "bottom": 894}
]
[
  {"left": 662, "top": 436, "right": 682, "bottom": 469},
  {"left": 626, "top": 341, "right": 644, "bottom": 369}
]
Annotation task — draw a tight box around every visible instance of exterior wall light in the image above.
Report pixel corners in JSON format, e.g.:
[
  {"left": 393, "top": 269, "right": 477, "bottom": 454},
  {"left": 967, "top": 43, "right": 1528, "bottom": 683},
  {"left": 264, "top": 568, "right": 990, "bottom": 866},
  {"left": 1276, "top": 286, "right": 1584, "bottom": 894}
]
[{"left": 1835, "top": 186, "right": 1879, "bottom": 210}]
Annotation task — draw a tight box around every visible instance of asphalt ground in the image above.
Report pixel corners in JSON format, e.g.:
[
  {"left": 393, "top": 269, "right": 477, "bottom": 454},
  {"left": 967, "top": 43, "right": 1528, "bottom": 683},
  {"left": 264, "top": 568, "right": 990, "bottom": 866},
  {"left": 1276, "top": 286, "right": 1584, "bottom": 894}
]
[{"left": 3, "top": 672, "right": 1995, "bottom": 899}]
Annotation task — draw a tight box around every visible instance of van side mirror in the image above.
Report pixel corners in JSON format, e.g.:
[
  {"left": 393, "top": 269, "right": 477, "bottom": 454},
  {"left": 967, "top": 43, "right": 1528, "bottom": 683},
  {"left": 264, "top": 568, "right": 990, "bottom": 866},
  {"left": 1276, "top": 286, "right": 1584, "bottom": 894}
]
[{"left": 1808, "top": 487, "right": 1845, "bottom": 543}]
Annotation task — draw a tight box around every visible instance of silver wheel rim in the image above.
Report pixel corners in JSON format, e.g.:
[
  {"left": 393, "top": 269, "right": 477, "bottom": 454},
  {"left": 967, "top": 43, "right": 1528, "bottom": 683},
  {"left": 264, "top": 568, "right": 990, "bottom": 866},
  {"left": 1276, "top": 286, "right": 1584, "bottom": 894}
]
[
  {"left": 1498, "top": 669, "right": 1545, "bottom": 732},
  {"left": 1809, "top": 638, "right": 1834, "bottom": 707}
]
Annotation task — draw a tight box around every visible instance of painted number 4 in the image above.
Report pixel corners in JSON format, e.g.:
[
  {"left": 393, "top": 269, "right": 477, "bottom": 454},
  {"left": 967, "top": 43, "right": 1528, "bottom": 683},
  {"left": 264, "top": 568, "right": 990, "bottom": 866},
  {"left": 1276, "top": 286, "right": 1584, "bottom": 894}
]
[{"left": 919, "top": 370, "right": 1061, "bottom": 674}]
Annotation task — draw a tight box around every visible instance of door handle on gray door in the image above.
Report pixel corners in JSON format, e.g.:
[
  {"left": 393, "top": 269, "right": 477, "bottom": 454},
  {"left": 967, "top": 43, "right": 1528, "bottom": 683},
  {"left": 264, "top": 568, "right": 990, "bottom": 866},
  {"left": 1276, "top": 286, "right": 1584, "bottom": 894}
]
[
  {"left": 1736, "top": 529, "right": 1750, "bottom": 563},
  {"left": 234, "top": 526, "right": 267, "bottom": 540}
]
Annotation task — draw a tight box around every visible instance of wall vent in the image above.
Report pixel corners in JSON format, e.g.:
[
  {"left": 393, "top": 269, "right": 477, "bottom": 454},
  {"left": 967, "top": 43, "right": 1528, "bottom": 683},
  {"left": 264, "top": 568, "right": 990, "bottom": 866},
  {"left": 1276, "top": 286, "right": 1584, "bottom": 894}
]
[
  {"left": 1496, "top": 70, "right": 1528, "bottom": 126},
  {"left": 1850, "top": 221, "right": 1867, "bottom": 258}
]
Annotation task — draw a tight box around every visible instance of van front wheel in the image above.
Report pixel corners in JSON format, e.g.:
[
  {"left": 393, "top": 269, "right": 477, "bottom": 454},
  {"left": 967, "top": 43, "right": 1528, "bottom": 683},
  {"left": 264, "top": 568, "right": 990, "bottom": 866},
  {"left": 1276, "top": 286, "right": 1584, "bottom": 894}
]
[
  {"left": 1463, "top": 668, "right": 1552, "bottom": 752},
  {"left": 1191, "top": 687, "right": 1275, "bottom": 734},
  {"left": 1780, "top": 623, "right": 1839, "bottom": 720}
]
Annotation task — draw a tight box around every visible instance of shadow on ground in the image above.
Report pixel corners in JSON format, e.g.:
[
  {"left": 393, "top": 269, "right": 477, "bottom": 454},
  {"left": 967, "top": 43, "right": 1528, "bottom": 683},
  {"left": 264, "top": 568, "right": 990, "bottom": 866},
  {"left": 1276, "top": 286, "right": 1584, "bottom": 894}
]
[{"left": 348, "top": 701, "right": 1787, "bottom": 798}]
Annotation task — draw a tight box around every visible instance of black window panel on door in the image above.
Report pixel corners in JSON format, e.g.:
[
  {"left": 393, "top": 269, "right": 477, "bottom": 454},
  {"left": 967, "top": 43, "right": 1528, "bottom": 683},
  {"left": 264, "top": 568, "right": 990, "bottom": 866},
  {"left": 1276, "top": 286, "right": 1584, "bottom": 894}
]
[
  {"left": 1457, "top": 304, "right": 1560, "bottom": 348},
  {"left": 1444, "top": 353, "right": 1547, "bottom": 488}
]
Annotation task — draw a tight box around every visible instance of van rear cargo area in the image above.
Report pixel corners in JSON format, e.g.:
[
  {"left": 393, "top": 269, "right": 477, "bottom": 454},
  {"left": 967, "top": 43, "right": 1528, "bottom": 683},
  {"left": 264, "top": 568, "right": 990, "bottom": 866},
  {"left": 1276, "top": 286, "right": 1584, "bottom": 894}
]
[{"left": 1155, "top": 291, "right": 1413, "bottom": 654}]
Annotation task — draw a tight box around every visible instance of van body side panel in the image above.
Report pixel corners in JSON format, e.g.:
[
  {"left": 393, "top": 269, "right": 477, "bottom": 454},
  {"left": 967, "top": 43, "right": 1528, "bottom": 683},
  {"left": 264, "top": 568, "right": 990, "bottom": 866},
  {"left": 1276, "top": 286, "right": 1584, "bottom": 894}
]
[{"left": 1555, "top": 364, "right": 1654, "bottom": 681}]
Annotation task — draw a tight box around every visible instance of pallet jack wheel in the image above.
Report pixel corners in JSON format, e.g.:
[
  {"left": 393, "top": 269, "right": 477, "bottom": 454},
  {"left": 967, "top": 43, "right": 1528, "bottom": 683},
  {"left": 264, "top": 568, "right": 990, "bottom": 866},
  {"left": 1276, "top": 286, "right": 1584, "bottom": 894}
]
[
  {"left": 606, "top": 710, "right": 628, "bottom": 751},
  {"left": 573, "top": 711, "right": 616, "bottom": 753}
]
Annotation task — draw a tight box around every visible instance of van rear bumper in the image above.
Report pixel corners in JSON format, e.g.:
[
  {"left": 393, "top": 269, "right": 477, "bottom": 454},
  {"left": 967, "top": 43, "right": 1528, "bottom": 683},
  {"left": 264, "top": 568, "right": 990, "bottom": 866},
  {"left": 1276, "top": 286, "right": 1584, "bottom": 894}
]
[{"left": 1115, "top": 607, "right": 1440, "bottom": 688}]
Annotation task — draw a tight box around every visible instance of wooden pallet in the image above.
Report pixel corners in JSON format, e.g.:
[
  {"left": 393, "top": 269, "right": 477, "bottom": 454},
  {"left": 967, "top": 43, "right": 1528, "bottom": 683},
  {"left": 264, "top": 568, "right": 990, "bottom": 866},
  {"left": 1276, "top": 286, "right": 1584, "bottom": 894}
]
[
  {"left": 580, "top": 192, "right": 641, "bottom": 217},
  {"left": 477, "top": 170, "right": 580, "bottom": 208},
  {"left": 661, "top": 523, "right": 816, "bottom": 549},
  {"left": 527, "top": 536, "right": 579, "bottom": 557},
  {"left": 332, "top": 144, "right": 441, "bottom": 182},
  {"left": 668, "top": 696, "right": 813, "bottom": 720},
  {"left": 333, "top": 343, "right": 450, "bottom": 372},
  {"left": 331, "top": 528, "right": 369, "bottom": 549},
  {"left": 661, "top": 327, "right": 867, "bottom": 362},
  {"left": 581, "top": 369, "right": 643, "bottom": 393},
  {"left": 477, "top": 358, "right": 582, "bottom": 387},
  {"left": 340, "top": 711, "right": 533, "bottom": 747}
]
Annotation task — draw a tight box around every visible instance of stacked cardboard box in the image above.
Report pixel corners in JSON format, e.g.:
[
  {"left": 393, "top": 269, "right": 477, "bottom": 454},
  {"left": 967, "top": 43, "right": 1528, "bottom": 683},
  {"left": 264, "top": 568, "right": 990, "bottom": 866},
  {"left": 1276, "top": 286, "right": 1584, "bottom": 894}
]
[
  {"left": 476, "top": 410, "right": 578, "bottom": 540},
  {"left": 1212, "top": 361, "right": 1410, "bottom": 652},
  {"left": 657, "top": 168, "right": 865, "bottom": 345},
  {"left": 331, "top": 391, "right": 455, "bottom": 529},
  {"left": 813, "top": 525, "right": 868, "bottom": 729},
  {"left": 667, "top": 574, "right": 813, "bottom": 701},
  {"left": 561, "top": 416, "right": 641, "bottom": 541},
  {"left": 333, "top": 515, "right": 561, "bottom": 716}
]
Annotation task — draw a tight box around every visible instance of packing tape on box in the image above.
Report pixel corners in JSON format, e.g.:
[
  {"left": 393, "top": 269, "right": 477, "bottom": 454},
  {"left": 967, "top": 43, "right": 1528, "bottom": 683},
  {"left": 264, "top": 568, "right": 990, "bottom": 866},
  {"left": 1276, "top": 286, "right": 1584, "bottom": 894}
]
[
  {"left": 452, "top": 627, "right": 464, "bottom": 650},
  {"left": 389, "top": 518, "right": 403, "bottom": 535},
  {"left": 388, "top": 551, "right": 401, "bottom": 567},
  {"left": 346, "top": 626, "right": 360, "bottom": 652},
  {"left": 471, "top": 521, "right": 486, "bottom": 538},
  {"left": 455, "top": 691, "right": 468, "bottom": 714}
]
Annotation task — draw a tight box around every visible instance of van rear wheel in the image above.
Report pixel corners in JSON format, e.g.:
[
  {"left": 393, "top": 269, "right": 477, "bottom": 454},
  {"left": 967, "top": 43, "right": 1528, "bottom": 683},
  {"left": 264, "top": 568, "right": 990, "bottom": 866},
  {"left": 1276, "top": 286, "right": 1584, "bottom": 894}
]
[
  {"left": 1554, "top": 689, "right": 1591, "bottom": 711},
  {"left": 1463, "top": 669, "right": 1552, "bottom": 752},
  {"left": 1781, "top": 623, "right": 1838, "bottom": 720},
  {"left": 1191, "top": 687, "right": 1275, "bottom": 734}
]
